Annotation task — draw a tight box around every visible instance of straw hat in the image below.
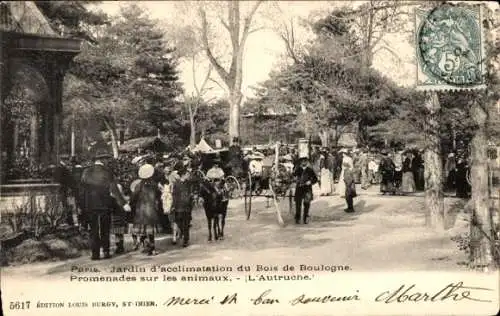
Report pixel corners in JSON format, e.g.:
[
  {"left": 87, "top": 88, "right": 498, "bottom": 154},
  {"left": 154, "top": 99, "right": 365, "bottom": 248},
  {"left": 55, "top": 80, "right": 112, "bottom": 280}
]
[{"left": 138, "top": 164, "right": 155, "bottom": 179}]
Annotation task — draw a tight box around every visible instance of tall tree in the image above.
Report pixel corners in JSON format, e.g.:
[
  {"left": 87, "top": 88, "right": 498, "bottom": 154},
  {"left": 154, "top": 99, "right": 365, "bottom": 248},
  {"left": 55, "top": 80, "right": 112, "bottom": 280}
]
[
  {"left": 169, "top": 1, "right": 265, "bottom": 144},
  {"left": 468, "top": 5, "right": 500, "bottom": 270},
  {"left": 185, "top": 59, "right": 214, "bottom": 147},
  {"left": 67, "top": 4, "right": 182, "bottom": 157},
  {"left": 423, "top": 92, "right": 445, "bottom": 230}
]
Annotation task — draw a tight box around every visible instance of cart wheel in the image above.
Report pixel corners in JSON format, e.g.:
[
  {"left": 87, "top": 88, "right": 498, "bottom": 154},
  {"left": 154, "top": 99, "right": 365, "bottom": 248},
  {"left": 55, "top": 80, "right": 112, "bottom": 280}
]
[
  {"left": 224, "top": 176, "right": 241, "bottom": 199},
  {"left": 244, "top": 173, "right": 252, "bottom": 220}
]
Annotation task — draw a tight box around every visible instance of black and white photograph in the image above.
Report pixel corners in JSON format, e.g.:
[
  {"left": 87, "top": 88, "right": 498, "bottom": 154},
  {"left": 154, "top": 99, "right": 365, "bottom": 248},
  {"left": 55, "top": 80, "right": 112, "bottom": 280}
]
[{"left": 0, "top": 1, "right": 499, "bottom": 315}]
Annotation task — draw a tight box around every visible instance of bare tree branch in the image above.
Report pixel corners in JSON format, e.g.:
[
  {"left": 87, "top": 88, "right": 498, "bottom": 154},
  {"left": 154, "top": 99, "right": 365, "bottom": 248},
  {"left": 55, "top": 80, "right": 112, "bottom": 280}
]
[
  {"left": 198, "top": 63, "right": 213, "bottom": 95},
  {"left": 220, "top": 17, "right": 231, "bottom": 33},
  {"left": 277, "top": 17, "right": 302, "bottom": 64},
  {"left": 209, "top": 77, "right": 228, "bottom": 93},
  {"left": 199, "top": 8, "right": 230, "bottom": 85},
  {"left": 192, "top": 55, "right": 201, "bottom": 97},
  {"left": 249, "top": 26, "right": 266, "bottom": 34},
  {"left": 239, "top": 0, "right": 264, "bottom": 47},
  {"left": 346, "top": 1, "right": 419, "bottom": 17}
]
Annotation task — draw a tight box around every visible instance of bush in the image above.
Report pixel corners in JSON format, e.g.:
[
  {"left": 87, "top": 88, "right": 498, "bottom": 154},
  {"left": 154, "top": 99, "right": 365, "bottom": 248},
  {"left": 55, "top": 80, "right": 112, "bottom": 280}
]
[{"left": 1, "top": 193, "right": 67, "bottom": 240}]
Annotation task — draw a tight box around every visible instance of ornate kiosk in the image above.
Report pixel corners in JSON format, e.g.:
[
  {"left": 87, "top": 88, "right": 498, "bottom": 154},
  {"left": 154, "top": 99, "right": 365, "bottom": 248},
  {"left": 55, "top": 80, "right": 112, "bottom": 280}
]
[{"left": 0, "top": 2, "right": 81, "bottom": 201}]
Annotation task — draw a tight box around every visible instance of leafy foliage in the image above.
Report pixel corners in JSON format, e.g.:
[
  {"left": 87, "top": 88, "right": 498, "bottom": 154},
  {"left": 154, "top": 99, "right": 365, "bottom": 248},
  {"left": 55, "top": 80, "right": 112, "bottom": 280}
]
[
  {"left": 64, "top": 4, "right": 184, "bottom": 154},
  {"left": 196, "top": 99, "right": 229, "bottom": 144},
  {"left": 35, "top": 1, "right": 109, "bottom": 41}
]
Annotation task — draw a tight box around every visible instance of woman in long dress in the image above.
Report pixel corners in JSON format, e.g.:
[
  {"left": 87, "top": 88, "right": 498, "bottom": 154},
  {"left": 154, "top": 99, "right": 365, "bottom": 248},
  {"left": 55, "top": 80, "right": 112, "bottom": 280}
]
[
  {"left": 401, "top": 152, "right": 416, "bottom": 194},
  {"left": 336, "top": 150, "right": 354, "bottom": 198},
  {"left": 320, "top": 151, "right": 332, "bottom": 196},
  {"left": 379, "top": 150, "right": 395, "bottom": 194},
  {"left": 130, "top": 164, "right": 161, "bottom": 256}
]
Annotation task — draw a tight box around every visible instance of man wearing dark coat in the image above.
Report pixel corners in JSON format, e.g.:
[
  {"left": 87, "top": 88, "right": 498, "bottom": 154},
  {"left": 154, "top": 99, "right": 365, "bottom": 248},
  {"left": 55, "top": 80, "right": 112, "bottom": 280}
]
[
  {"left": 343, "top": 161, "right": 356, "bottom": 212},
  {"left": 455, "top": 152, "right": 470, "bottom": 198},
  {"left": 412, "top": 150, "right": 425, "bottom": 191},
  {"left": 80, "top": 152, "right": 129, "bottom": 260},
  {"left": 293, "top": 155, "right": 318, "bottom": 224},
  {"left": 172, "top": 161, "right": 195, "bottom": 247}
]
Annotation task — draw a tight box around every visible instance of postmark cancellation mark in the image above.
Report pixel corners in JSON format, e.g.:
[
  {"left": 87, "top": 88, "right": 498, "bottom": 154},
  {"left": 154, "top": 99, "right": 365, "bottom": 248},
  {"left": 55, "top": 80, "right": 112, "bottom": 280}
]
[{"left": 415, "top": 4, "right": 487, "bottom": 91}]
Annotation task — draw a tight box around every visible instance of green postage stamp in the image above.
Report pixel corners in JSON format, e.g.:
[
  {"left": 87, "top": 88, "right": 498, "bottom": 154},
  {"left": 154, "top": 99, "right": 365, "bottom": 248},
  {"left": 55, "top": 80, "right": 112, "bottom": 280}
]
[{"left": 415, "top": 3, "right": 486, "bottom": 90}]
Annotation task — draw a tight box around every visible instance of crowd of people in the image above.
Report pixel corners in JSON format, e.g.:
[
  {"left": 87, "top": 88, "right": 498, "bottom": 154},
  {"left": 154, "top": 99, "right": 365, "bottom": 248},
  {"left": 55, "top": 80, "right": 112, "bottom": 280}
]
[
  {"left": 50, "top": 138, "right": 244, "bottom": 260},
  {"left": 45, "top": 138, "right": 473, "bottom": 260}
]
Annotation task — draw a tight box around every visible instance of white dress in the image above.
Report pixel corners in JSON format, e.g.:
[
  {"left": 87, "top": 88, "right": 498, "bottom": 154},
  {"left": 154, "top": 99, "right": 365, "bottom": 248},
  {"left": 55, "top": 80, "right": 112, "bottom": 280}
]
[
  {"left": 320, "top": 163, "right": 332, "bottom": 196},
  {"left": 336, "top": 155, "right": 354, "bottom": 197}
]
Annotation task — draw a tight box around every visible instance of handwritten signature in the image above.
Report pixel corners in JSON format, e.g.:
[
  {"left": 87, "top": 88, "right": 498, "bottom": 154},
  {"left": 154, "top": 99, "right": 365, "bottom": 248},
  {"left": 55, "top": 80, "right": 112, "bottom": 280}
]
[
  {"left": 375, "top": 282, "right": 493, "bottom": 303},
  {"left": 161, "top": 282, "right": 493, "bottom": 307}
]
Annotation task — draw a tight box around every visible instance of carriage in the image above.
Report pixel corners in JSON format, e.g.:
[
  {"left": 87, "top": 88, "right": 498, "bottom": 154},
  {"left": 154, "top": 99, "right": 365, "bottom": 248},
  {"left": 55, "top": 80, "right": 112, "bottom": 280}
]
[
  {"left": 194, "top": 147, "right": 243, "bottom": 200},
  {"left": 241, "top": 141, "right": 304, "bottom": 226},
  {"left": 191, "top": 139, "right": 312, "bottom": 226}
]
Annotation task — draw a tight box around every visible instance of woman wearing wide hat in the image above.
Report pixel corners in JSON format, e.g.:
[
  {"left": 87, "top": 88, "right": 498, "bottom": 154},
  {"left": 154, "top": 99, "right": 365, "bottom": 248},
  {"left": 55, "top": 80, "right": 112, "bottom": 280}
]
[
  {"left": 129, "top": 163, "right": 161, "bottom": 255},
  {"left": 401, "top": 150, "right": 416, "bottom": 194},
  {"left": 336, "top": 149, "right": 353, "bottom": 197}
]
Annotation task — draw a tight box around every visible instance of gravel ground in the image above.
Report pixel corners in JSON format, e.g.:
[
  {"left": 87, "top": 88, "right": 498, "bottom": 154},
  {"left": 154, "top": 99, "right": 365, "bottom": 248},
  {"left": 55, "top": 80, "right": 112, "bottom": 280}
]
[{"left": 2, "top": 185, "right": 470, "bottom": 280}]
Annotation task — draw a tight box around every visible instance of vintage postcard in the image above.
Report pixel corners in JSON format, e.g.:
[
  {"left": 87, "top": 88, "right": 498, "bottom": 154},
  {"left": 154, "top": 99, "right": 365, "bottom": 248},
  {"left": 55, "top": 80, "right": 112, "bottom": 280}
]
[{"left": 1, "top": 1, "right": 499, "bottom": 316}]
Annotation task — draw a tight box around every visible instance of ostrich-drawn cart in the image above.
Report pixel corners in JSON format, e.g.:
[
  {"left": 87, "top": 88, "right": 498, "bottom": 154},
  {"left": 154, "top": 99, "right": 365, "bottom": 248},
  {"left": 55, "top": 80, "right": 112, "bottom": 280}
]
[{"left": 243, "top": 141, "right": 304, "bottom": 226}]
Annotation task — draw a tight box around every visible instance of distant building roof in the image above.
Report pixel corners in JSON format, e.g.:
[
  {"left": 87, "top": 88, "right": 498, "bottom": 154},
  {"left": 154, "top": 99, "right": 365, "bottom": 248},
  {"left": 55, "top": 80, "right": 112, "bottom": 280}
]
[
  {"left": 191, "top": 138, "right": 214, "bottom": 153},
  {"left": 242, "top": 111, "right": 297, "bottom": 118}
]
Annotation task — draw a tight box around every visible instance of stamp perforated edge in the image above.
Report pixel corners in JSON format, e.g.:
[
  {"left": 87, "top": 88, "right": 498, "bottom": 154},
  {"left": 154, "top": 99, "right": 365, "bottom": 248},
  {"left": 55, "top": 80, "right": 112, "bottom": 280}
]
[{"left": 414, "top": 4, "right": 488, "bottom": 91}]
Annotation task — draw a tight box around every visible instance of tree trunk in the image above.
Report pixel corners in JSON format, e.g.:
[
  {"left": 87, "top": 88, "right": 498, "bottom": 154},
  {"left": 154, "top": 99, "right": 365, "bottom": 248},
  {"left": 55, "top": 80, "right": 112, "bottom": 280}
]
[
  {"left": 228, "top": 87, "right": 242, "bottom": 145},
  {"left": 469, "top": 100, "right": 494, "bottom": 271},
  {"left": 356, "top": 120, "right": 368, "bottom": 147},
  {"left": 189, "top": 104, "right": 196, "bottom": 148},
  {"left": 423, "top": 92, "right": 445, "bottom": 230},
  {"left": 103, "top": 119, "right": 119, "bottom": 159},
  {"left": 198, "top": 1, "right": 263, "bottom": 145}
]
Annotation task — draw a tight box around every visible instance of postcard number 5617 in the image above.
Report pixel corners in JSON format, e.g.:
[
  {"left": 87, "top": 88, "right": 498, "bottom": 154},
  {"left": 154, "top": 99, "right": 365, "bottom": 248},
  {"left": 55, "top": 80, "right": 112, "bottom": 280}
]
[{"left": 10, "top": 301, "right": 30, "bottom": 310}]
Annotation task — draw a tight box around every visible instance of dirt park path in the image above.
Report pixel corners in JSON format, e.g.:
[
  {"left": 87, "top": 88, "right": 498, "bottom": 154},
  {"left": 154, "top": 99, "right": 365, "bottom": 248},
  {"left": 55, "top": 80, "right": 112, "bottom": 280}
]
[{"left": 2, "top": 185, "right": 470, "bottom": 280}]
